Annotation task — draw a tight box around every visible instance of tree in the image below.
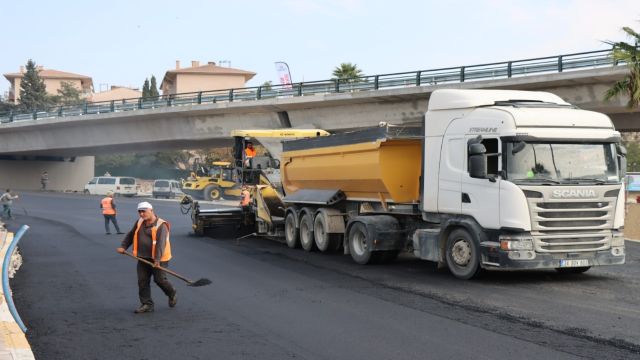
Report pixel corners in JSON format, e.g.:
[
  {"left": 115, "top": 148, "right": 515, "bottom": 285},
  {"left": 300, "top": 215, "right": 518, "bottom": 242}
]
[
  {"left": 605, "top": 25, "right": 640, "bottom": 108},
  {"left": 149, "top": 75, "right": 159, "bottom": 100},
  {"left": 53, "top": 81, "right": 83, "bottom": 106},
  {"left": 142, "top": 78, "right": 150, "bottom": 99},
  {"left": 332, "top": 63, "right": 364, "bottom": 84},
  {"left": 261, "top": 80, "right": 273, "bottom": 91},
  {"left": 0, "top": 97, "right": 16, "bottom": 113},
  {"left": 19, "top": 59, "right": 50, "bottom": 111}
]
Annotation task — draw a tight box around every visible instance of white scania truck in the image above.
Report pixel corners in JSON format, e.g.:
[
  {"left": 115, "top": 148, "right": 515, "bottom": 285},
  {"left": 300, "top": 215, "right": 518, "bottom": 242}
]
[{"left": 191, "top": 89, "right": 627, "bottom": 279}]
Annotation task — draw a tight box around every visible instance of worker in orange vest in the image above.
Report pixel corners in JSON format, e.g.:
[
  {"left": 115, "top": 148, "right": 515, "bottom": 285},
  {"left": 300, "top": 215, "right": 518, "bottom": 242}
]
[
  {"left": 240, "top": 186, "right": 251, "bottom": 207},
  {"left": 244, "top": 141, "right": 257, "bottom": 167},
  {"left": 117, "top": 202, "right": 176, "bottom": 314},
  {"left": 101, "top": 191, "right": 123, "bottom": 235}
]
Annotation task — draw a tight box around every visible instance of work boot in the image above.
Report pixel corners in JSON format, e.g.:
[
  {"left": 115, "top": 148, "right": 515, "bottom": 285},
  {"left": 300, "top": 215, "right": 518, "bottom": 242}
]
[
  {"left": 168, "top": 292, "right": 177, "bottom": 308},
  {"left": 134, "top": 304, "right": 154, "bottom": 314},
  {"left": 105, "top": 232, "right": 111, "bottom": 235}
]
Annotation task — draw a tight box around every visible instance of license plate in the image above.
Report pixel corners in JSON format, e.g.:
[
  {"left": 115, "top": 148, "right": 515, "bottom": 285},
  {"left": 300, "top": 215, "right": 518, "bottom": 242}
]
[{"left": 559, "top": 259, "right": 589, "bottom": 267}]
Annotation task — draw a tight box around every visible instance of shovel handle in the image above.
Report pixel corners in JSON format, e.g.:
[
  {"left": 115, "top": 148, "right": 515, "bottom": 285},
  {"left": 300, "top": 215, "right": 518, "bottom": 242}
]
[{"left": 122, "top": 251, "right": 194, "bottom": 284}]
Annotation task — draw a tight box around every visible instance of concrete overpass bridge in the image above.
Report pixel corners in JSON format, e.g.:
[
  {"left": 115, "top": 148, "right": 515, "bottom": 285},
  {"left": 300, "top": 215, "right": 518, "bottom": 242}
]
[{"left": 0, "top": 49, "right": 637, "bottom": 190}]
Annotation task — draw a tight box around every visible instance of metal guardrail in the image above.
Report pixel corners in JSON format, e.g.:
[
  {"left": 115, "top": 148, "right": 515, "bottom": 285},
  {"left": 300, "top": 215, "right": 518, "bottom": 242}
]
[
  {"left": 2, "top": 225, "right": 29, "bottom": 333},
  {"left": 0, "top": 49, "right": 624, "bottom": 124}
]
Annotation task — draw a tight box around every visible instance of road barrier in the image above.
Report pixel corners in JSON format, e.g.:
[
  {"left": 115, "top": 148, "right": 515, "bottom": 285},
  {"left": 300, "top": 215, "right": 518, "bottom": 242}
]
[{"left": 0, "top": 224, "right": 34, "bottom": 359}]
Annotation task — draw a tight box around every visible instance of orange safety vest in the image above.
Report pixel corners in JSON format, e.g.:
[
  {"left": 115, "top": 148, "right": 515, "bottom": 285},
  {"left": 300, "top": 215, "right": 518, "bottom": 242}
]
[
  {"left": 133, "top": 218, "right": 172, "bottom": 261},
  {"left": 245, "top": 147, "right": 256, "bottom": 158},
  {"left": 101, "top": 197, "right": 115, "bottom": 215},
  {"left": 240, "top": 190, "right": 251, "bottom": 206}
]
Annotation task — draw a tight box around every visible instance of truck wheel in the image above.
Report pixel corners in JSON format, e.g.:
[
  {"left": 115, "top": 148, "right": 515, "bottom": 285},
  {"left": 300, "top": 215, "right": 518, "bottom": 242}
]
[
  {"left": 299, "top": 213, "right": 315, "bottom": 251},
  {"left": 285, "top": 212, "right": 299, "bottom": 248},
  {"left": 445, "top": 228, "right": 482, "bottom": 279},
  {"left": 313, "top": 212, "right": 341, "bottom": 252},
  {"left": 348, "top": 222, "right": 373, "bottom": 264},
  {"left": 555, "top": 266, "right": 591, "bottom": 274},
  {"left": 204, "top": 185, "right": 221, "bottom": 201}
]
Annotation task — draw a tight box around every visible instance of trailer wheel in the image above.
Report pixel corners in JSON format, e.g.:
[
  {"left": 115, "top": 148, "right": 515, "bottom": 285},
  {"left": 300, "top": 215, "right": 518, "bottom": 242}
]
[
  {"left": 284, "top": 212, "right": 299, "bottom": 248},
  {"left": 348, "top": 222, "right": 374, "bottom": 264},
  {"left": 204, "top": 185, "right": 221, "bottom": 201},
  {"left": 313, "top": 212, "right": 341, "bottom": 252},
  {"left": 445, "top": 228, "right": 482, "bottom": 279},
  {"left": 299, "top": 213, "right": 315, "bottom": 252}
]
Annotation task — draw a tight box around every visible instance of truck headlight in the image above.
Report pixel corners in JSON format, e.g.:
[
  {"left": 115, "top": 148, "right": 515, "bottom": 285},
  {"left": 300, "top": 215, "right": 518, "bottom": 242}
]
[{"left": 499, "top": 235, "right": 534, "bottom": 251}]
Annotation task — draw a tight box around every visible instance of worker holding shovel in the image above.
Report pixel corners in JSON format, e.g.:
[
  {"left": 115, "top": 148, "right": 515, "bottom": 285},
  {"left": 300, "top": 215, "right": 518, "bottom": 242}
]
[{"left": 116, "top": 201, "right": 177, "bottom": 314}]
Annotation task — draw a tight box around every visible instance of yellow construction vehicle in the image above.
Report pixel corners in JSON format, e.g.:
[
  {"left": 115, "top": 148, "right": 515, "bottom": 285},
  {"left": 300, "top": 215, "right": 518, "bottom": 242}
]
[
  {"left": 181, "top": 161, "right": 242, "bottom": 201},
  {"left": 180, "top": 128, "right": 330, "bottom": 234}
]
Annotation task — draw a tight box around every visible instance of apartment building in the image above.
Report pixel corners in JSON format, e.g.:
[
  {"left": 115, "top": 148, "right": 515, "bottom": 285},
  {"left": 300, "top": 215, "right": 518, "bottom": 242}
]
[
  {"left": 160, "top": 60, "right": 255, "bottom": 95},
  {"left": 3, "top": 66, "right": 93, "bottom": 104}
]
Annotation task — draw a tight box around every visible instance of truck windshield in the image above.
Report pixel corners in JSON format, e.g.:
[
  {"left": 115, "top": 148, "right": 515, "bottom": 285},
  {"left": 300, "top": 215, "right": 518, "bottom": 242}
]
[{"left": 505, "top": 142, "right": 619, "bottom": 184}]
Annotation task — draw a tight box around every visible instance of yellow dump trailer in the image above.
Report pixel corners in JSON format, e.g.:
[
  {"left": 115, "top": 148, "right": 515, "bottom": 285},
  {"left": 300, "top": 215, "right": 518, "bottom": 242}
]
[{"left": 281, "top": 126, "right": 423, "bottom": 203}]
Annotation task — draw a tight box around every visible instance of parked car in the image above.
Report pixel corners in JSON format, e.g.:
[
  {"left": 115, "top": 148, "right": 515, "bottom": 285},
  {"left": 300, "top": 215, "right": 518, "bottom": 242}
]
[
  {"left": 152, "top": 179, "right": 183, "bottom": 199},
  {"left": 84, "top": 176, "right": 138, "bottom": 197}
]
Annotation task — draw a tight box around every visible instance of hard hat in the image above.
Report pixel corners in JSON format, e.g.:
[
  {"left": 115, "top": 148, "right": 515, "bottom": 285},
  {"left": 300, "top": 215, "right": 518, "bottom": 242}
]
[
  {"left": 106, "top": 191, "right": 114, "bottom": 196},
  {"left": 137, "top": 201, "right": 153, "bottom": 210}
]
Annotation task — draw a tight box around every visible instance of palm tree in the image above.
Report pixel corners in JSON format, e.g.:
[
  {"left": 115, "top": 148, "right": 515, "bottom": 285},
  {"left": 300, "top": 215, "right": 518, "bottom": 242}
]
[
  {"left": 332, "top": 63, "right": 364, "bottom": 84},
  {"left": 605, "top": 25, "right": 640, "bottom": 108}
]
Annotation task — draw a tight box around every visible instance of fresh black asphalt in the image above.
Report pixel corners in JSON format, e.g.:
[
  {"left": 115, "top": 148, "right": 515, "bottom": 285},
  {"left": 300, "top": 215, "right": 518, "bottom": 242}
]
[{"left": 4, "top": 191, "right": 640, "bottom": 359}]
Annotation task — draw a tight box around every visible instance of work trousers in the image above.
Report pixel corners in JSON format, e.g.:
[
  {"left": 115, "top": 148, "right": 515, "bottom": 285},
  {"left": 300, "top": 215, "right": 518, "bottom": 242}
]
[
  {"left": 1, "top": 205, "right": 12, "bottom": 219},
  {"left": 103, "top": 214, "right": 121, "bottom": 233},
  {"left": 137, "top": 259, "right": 175, "bottom": 306}
]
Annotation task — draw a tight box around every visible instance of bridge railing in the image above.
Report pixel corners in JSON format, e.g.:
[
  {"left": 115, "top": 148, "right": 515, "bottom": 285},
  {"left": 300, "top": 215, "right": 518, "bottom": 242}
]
[{"left": 0, "top": 48, "right": 623, "bottom": 124}]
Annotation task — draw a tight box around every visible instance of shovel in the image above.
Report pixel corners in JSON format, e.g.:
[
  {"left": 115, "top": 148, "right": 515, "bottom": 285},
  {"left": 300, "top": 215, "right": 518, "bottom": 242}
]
[{"left": 122, "top": 251, "right": 211, "bottom": 287}]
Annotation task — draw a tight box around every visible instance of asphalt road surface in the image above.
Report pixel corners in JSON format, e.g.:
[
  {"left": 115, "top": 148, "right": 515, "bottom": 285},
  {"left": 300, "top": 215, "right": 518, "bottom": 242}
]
[{"left": 4, "top": 191, "right": 640, "bottom": 359}]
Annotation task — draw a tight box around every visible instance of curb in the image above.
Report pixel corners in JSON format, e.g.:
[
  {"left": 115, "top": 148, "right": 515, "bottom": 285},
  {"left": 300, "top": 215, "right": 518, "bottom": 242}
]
[{"left": 0, "top": 226, "right": 34, "bottom": 360}]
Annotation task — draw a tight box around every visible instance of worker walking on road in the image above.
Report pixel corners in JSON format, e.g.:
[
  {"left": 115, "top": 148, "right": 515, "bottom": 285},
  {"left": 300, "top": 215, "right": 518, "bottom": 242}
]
[
  {"left": 40, "top": 171, "right": 49, "bottom": 191},
  {"left": 116, "top": 202, "right": 177, "bottom": 314},
  {"left": 0, "top": 189, "right": 18, "bottom": 220},
  {"left": 101, "top": 191, "right": 123, "bottom": 235}
]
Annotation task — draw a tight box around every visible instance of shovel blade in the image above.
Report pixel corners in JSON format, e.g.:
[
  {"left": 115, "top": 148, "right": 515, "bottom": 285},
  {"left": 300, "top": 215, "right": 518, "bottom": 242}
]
[{"left": 188, "top": 278, "right": 212, "bottom": 287}]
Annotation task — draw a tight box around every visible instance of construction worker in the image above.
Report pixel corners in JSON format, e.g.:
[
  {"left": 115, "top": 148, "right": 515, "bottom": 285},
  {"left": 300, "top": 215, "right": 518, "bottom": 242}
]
[
  {"left": 0, "top": 189, "right": 18, "bottom": 220},
  {"left": 240, "top": 186, "right": 251, "bottom": 207},
  {"left": 244, "top": 141, "right": 256, "bottom": 167},
  {"left": 101, "top": 191, "right": 123, "bottom": 235},
  {"left": 40, "top": 171, "right": 49, "bottom": 191},
  {"left": 116, "top": 202, "right": 177, "bottom": 314}
]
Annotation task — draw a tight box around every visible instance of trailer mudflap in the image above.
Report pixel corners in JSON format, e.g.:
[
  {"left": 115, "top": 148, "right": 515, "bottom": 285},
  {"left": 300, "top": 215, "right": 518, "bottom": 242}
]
[{"left": 348, "top": 215, "right": 406, "bottom": 252}]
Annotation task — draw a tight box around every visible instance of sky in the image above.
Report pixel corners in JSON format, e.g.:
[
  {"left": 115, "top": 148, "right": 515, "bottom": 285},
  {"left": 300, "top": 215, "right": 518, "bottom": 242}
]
[{"left": 1, "top": 0, "right": 639, "bottom": 96}]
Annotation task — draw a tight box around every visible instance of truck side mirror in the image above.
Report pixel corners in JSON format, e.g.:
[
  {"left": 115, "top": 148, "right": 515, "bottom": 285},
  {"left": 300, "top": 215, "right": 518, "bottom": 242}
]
[
  {"left": 617, "top": 144, "right": 627, "bottom": 178},
  {"left": 468, "top": 142, "right": 487, "bottom": 179}
]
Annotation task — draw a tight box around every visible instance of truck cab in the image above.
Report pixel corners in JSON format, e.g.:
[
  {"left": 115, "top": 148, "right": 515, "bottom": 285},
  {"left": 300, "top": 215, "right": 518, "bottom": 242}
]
[{"left": 420, "top": 89, "right": 626, "bottom": 277}]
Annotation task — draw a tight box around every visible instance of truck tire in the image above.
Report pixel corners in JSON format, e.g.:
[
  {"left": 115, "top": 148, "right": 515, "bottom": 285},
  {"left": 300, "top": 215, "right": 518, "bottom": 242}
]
[
  {"left": 348, "top": 222, "right": 374, "bottom": 264},
  {"left": 555, "top": 266, "right": 591, "bottom": 274},
  {"left": 445, "top": 228, "right": 482, "bottom": 279},
  {"left": 285, "top": 212, "right": 299, "bottom": 248},
  {"left": 299, "top": 213, "right": 315, "bottom": 252},
  {"left": 313, "top": 212, "right": 341, "bottom": 252},
  {"left": 204, "top": 185, "right": 221, "bottom": 201}
]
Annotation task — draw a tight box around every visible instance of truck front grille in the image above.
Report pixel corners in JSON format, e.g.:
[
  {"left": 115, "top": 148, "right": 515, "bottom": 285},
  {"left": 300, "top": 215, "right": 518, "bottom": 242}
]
[{"left": 524, "top": 187, "right": 619, "bottom": 253}]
